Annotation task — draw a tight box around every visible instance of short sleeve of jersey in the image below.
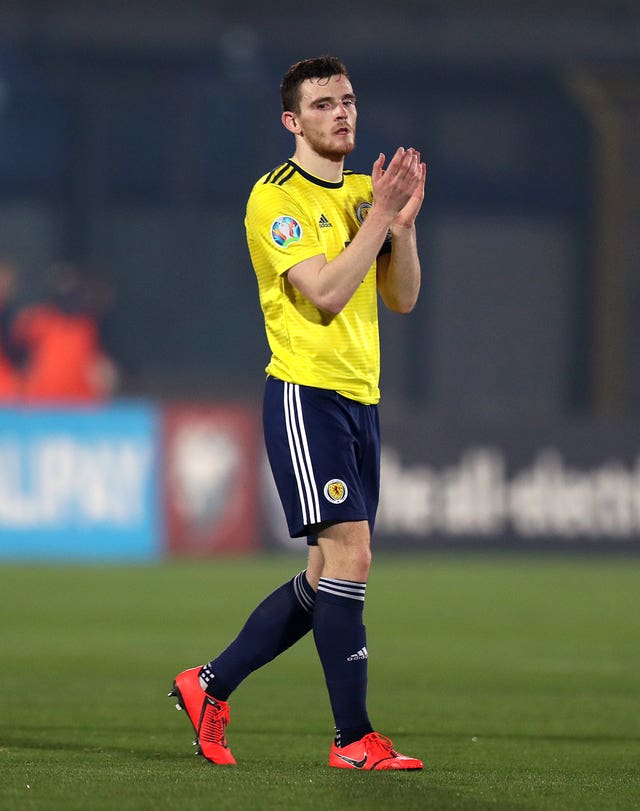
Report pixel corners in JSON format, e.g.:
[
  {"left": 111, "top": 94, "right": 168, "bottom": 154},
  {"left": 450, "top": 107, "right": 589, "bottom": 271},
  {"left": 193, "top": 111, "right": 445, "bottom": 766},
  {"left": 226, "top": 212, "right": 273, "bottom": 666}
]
[{"left": 245, "top": 182, "right": 325, "bottom": 277}]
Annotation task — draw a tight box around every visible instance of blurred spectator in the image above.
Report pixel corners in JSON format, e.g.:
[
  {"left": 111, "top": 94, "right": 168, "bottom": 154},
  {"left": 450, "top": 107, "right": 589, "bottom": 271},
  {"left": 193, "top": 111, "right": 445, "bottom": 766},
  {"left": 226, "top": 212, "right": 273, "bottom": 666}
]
[
  {"left": 12, "top": 262, "right": 120, "bottom": 404},
  {"left": 0, "top": 257, "right": 22, "bottom": 403}
]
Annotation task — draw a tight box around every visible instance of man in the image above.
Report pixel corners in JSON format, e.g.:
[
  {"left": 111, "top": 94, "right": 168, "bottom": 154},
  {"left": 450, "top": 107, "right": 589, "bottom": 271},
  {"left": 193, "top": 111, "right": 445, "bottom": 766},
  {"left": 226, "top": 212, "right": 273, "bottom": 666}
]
[
  {"left": 11, "top": 263, "right": 119, "bottom": 403},
  {"left": 170, "top": 55, "right": 426, "bottom": 771}
]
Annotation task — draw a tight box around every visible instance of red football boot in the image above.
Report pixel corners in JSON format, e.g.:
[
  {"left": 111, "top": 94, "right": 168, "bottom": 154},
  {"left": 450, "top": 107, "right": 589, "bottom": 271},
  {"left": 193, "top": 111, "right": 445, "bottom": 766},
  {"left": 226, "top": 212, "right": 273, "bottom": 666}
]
[
  {"left": 329, "top": 732, "right": 423, "bottom": 770},
  {"left": 169, "top": 666, "right": 236, "bottom": 765}
]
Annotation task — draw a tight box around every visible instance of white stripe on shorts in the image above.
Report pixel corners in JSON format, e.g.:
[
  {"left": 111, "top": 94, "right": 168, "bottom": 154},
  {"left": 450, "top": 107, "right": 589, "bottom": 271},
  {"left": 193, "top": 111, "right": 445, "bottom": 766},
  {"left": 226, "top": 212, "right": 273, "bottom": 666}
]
[{"left": 283, "top": 382, "right": 321, "bottom": 527}]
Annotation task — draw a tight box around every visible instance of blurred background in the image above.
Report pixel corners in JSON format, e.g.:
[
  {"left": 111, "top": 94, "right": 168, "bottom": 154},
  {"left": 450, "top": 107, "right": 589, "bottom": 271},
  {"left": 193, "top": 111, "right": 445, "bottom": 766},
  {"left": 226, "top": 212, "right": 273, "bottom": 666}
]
[{"left": 1, "top": 1, "right": 640, "bottom": 557}]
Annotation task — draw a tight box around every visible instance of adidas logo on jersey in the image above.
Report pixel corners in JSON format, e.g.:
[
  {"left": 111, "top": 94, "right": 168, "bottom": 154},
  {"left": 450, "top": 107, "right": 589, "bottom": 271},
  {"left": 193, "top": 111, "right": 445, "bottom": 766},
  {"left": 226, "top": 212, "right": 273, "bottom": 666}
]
[
  {"left": 319, "top": 213, "right": 333, "bottom": 228},
  {"left": 347, "top": 647, "right": 368, "bottom": 662}
]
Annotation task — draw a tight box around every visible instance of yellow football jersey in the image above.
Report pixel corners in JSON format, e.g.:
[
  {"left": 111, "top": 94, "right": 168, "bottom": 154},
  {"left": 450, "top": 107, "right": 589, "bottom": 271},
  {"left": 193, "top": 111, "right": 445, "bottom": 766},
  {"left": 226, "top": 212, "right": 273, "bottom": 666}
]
[{"left": 245, "top": 160, "right": 384, "bottom": 405}]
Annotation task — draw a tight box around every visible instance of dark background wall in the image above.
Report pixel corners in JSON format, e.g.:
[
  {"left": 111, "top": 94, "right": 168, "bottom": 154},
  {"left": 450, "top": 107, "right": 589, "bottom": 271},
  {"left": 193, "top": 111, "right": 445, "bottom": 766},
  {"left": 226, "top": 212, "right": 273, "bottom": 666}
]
[{"left": 1, "top": 1, "right": 639, "bottom": 419}]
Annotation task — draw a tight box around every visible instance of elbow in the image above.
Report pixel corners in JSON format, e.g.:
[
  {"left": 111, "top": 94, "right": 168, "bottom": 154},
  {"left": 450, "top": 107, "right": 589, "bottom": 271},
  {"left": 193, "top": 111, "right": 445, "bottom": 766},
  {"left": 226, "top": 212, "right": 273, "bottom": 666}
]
[
  {"left": 384, "top": 293, "right": 418, "bottom": 315},
  {"left": 315, "top": 292, "right": 347, "bottom": 316},
  {"left": 394, "top": 303, "right": 416, "bottom": 315},
  {"left": 378, "top": 275, "right": 420, "bottom": 315},
  {"left": 401, "top": 292, "right": 420, "bottom": 314},
  {"left": 323, "top": 301, "right": 345, "bottom": 316},
  {"left": 396, "top": 301, "right": 416, "bottom": 315}
]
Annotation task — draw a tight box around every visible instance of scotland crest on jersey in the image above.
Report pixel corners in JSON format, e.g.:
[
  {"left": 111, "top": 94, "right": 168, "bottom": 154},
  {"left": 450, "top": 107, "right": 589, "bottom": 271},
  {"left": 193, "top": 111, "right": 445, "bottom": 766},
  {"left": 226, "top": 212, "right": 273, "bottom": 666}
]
[{"left": 356, "top": 201, "right": 372, "bottom": 223}]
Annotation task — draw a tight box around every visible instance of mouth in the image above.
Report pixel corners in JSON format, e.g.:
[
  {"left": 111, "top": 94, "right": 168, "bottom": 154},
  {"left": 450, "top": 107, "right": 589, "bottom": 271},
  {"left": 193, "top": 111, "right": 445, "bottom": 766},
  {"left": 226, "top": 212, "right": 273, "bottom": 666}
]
[{"left": 334, "top": 127, "right": 351, "bottom": 136}]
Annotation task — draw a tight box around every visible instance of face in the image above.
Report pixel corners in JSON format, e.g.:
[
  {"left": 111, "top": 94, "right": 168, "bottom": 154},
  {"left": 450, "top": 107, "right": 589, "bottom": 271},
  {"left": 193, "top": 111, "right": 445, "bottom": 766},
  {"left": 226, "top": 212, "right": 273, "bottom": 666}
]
[{"left": 285, "top": 74, "right": 357, "bottom": 160}]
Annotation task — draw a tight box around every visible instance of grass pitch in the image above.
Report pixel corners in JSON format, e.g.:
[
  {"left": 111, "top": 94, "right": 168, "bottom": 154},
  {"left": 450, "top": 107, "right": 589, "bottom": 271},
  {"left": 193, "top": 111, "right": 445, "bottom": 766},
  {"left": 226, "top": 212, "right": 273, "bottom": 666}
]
[{"left": 1, "top": 553, "right": 639, "bottom": 810}]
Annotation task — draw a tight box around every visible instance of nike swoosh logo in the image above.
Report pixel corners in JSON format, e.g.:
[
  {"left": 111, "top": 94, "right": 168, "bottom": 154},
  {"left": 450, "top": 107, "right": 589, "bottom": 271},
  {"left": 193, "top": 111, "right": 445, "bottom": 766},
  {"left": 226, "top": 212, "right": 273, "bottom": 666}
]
[{"left": 335, "top": 752, "right": 368, "bottom": 769}]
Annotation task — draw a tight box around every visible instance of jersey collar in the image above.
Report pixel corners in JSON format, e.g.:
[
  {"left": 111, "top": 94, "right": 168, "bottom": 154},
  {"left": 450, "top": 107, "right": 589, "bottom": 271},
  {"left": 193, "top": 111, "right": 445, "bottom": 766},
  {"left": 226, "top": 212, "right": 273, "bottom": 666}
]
[{"left": 287, "top": 160, "right": 344, "bottom": 189}]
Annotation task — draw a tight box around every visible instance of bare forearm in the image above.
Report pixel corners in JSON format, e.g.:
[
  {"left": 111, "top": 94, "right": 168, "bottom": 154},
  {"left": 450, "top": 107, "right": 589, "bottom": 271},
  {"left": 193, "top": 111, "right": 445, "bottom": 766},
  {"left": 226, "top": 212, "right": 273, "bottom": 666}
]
[
  {"left": 287, "top": 206, "right": 394, "bottom": 314},
  {"left": 287, "top": 148, "right": 424, "bottom": 314},
  {"left": 378, "top": 224, "right": 421, "bottom": 314}
]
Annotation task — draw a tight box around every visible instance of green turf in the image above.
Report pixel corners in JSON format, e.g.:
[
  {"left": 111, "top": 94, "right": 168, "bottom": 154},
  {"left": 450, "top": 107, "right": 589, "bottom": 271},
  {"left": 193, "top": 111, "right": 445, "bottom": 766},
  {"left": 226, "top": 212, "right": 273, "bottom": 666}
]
[{"left": 1, "top": 553, "right": 639, "bottom": 810}]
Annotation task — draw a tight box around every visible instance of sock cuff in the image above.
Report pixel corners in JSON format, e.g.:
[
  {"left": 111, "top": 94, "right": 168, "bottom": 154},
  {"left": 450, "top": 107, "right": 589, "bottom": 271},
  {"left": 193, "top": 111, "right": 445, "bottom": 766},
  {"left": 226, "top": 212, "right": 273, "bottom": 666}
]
[
  {"left": 199, "top": 663, "right": 215, "bottom": 691},
  {"left": 293, "top": 571, "right": 316, "bottom": 613},
  {"left": 318, "top": 577, "right": 366, "bottom": 602}
]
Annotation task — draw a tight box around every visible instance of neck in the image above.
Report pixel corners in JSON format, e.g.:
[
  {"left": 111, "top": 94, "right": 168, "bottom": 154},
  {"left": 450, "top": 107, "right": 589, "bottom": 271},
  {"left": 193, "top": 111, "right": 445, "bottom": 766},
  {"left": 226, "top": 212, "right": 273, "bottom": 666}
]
[{"left": 291, "top": 144, "right": 344, "bottom": 183}]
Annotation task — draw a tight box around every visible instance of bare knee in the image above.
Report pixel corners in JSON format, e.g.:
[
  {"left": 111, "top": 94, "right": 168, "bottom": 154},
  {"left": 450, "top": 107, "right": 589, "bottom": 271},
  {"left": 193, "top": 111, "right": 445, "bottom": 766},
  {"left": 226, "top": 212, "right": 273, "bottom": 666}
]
[
  {"left": 316, "top": 521, "right": 371, "bottom": 582},
  {"left": 305, "top": 545, "right": 324, "bottom": 591}
]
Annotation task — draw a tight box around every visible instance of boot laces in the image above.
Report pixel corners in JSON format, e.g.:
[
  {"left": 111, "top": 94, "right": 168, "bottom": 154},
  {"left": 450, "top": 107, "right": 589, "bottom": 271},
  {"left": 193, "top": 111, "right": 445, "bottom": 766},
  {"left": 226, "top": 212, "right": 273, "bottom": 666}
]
[
  {"left": 366, "top": 732, "right": 398, "bottom": 756},
  {"left": 199, "top": 700, "right": 228, "bottom": 746}
]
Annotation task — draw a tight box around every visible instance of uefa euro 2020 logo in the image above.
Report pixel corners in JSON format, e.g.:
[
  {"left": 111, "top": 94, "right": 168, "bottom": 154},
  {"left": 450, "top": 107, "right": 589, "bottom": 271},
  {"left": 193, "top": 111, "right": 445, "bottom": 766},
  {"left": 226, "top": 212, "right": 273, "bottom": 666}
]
[{"left": 271, "top": 215, "right": 302, "bottom": 248}]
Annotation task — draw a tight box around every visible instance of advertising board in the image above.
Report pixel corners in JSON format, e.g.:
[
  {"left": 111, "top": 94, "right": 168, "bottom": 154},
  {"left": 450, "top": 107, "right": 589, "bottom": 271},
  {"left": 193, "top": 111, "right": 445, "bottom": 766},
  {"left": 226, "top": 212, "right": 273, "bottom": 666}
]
[{"left": 0, "top": 404, "right": 160, "bottom": 560}]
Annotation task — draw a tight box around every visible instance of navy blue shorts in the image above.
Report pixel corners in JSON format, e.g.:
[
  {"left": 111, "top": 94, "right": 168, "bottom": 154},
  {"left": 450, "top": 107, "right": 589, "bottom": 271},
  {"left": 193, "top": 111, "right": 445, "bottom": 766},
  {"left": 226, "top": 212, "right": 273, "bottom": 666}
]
[{"left": 263, "top": 377, "right": 381, "bottom": 543}]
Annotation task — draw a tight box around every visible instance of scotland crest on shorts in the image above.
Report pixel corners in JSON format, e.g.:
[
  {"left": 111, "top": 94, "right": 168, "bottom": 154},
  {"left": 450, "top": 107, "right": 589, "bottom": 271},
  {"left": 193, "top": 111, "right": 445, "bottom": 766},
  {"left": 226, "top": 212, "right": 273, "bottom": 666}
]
[
  {"left": 324, "top": 479, "right": 348, "bottom": 504},
  {"left": 271, "top": 215, "right": 302, "bottom": 248}
]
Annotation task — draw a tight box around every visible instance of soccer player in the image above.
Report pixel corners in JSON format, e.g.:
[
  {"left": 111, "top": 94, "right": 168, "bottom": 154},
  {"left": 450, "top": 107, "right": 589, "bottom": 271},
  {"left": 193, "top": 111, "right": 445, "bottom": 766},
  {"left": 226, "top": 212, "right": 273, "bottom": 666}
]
[{"left": 170, "top": 55, "right": 426, "bottom": 771}]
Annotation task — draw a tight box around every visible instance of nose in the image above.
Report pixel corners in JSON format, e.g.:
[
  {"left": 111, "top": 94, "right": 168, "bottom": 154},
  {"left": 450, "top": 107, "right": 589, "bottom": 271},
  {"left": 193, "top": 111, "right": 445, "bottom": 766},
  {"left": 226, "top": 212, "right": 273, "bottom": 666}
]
[{"left": 335, "top": 102, "right": 348, "bottom": 118}]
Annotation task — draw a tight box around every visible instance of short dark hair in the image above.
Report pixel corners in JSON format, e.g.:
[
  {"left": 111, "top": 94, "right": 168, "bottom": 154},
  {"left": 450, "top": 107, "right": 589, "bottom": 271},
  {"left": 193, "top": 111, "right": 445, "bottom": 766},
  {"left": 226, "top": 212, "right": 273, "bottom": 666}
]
[{"left": 280, "top": 55, "right": 349, "bottom": 113}]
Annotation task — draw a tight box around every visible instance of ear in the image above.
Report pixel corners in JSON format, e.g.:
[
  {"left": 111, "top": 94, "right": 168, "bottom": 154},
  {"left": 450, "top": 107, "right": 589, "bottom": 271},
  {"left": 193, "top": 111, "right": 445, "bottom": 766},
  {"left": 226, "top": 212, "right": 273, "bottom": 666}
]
[{"left": 282, "top": 110, "right": 301, "bottom": 135}]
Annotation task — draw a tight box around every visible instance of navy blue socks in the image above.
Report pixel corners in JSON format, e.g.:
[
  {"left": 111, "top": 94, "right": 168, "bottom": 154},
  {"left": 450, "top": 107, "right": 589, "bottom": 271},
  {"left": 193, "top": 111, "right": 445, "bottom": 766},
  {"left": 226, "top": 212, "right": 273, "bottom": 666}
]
[
  {"left": 200, "top": 571, "right": 315, "bottom": 700},
  {"left": 200, "top": 571, "right": 374, "bottom": 748},
  {"left": 313, "top": 577, "right": 373, "bottom": 747}
]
